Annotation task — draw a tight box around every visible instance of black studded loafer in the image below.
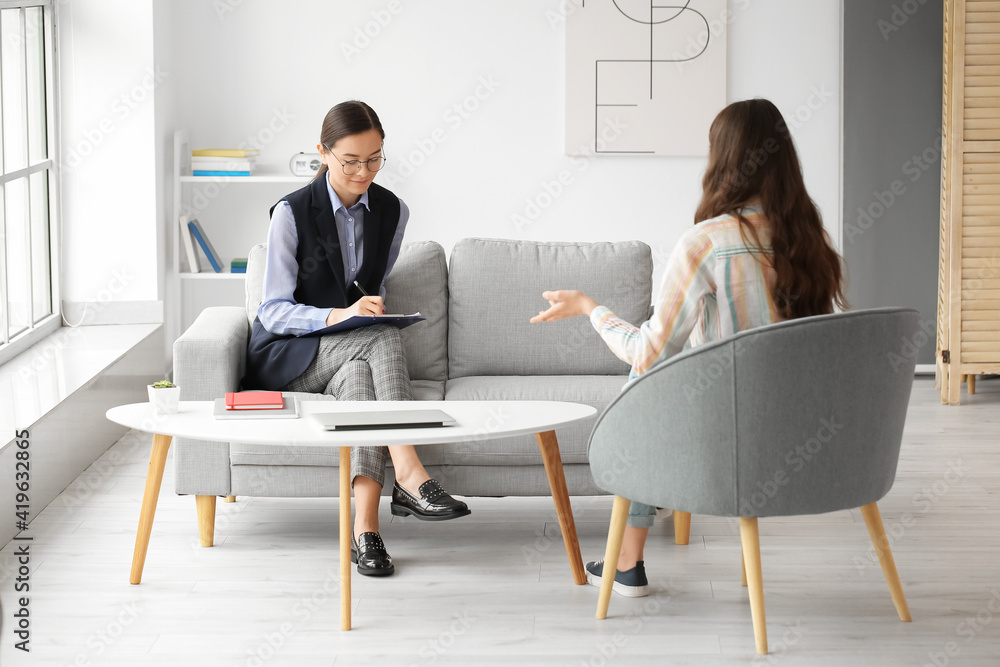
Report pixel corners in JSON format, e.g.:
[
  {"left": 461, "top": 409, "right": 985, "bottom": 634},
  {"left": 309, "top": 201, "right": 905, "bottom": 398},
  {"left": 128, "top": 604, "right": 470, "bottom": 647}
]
[
  {"left": 390, "top": 479, "right": 471, "bottom": 521},
  {"left": 351, "top": 531, "right": 394, "bottom": 577}
]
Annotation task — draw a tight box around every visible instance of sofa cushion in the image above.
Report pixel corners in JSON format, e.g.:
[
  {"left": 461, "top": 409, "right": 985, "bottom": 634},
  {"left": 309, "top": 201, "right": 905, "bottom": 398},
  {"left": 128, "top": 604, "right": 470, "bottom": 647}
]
[
  {"left": 383, "top": 241, "right": 449, "bottom": 383},
  {"left": 245, "top": 241, "right": 448, "bottom": 383},
  {"left": 442, "top": 375, "right": 628, "bottom": 465},
  {"left": 448, "top": 238, "right": 652, "bottom": 377}
]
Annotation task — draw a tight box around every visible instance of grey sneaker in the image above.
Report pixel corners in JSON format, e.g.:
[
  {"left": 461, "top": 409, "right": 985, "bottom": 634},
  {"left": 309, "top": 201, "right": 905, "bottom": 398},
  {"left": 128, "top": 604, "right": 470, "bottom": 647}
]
[{"left": 585, "top": 559, "right": 650, "bottom": 597}]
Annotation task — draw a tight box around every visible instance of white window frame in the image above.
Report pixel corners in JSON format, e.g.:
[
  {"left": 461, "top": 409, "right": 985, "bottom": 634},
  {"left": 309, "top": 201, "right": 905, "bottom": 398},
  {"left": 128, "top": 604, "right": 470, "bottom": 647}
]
[{"left": 0, "top": 0, "right": 59, "bottom": 366}]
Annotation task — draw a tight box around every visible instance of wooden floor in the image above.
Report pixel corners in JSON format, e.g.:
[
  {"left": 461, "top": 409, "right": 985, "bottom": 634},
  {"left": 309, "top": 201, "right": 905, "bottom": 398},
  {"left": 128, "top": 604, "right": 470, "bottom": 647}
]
[{"left": 1, "top": 378, "right": 999, "bottom": 666}]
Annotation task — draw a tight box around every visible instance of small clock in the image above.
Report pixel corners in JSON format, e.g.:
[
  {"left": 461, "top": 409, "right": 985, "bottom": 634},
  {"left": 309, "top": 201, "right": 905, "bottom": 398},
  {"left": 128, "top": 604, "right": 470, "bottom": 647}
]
[{"left": 289, "top": 152, "right": 322, "bottom": 176}]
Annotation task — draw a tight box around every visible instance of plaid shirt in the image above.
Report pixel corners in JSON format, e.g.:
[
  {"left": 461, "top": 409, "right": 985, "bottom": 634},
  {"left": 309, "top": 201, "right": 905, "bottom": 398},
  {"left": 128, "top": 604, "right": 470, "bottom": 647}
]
[{"left": 590, "top": 209, "right": 780, "bottom": 376}]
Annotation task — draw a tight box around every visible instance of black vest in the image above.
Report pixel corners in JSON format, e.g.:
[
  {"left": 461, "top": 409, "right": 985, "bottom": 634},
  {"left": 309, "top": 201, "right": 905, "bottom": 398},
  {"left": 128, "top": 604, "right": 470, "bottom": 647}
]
[{"left": 242, "top": 177, "right": 401, "bottom": 390}]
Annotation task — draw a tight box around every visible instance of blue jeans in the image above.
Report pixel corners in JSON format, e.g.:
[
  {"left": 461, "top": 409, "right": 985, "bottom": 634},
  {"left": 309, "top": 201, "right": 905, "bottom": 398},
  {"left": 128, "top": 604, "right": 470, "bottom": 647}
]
[{"left": 628, "top": 501, "right": 657, "bottom": 528}]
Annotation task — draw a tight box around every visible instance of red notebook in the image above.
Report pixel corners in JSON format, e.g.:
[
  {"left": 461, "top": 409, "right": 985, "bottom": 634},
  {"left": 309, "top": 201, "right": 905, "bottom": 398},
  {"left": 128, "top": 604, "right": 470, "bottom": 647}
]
[{"left": 225, "top": 391, "right": 284, "bottom": 410}]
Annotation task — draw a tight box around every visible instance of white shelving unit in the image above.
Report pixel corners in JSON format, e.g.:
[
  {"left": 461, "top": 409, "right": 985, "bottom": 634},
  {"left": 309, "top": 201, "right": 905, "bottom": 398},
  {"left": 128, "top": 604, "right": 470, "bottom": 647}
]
[
  {"left": 169, "top": 130, "right": 311, "bottom": 350},
  {"left": 172, "top": 129, "right": 310, "bottom": 281}
]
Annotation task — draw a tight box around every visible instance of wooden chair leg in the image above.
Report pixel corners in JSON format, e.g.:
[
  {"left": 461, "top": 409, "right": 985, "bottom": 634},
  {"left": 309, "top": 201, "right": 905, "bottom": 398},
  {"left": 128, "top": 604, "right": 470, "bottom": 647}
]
[
  {"left": 673, "top": 510, "right": 691, "bottom": 545},
  {"left": 224, "top": 495, "right": 236, "bottom": 503},
  {"left": 596, "top": 495, "right": 630, "bottom": 620},
  {"left": 739, "top": 517, "right": 768, "bottom": 655},
  {"left": 859, "top": 502, "right": 912, "bottom": 622},
  {"left": 196, "top": 495, "right": 216, "bottom": 547},
  {"left": 968, "top": 374, "right": 976, "bottom": 395},
  {"left": 741, "top": 547, "right": 748, "bottom": 587}
]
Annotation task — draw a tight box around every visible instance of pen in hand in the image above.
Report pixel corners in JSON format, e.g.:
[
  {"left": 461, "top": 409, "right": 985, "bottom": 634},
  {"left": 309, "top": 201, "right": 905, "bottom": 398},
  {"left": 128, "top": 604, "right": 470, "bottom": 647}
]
[{"left": 353, "top": 280, "right": 385, "bottom": 314}]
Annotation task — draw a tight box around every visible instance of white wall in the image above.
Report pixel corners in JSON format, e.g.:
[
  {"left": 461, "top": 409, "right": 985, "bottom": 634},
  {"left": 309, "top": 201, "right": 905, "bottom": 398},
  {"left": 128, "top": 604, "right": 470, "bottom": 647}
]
[
  {"left": 58, "top": 0, "right": 162, "bottom": 323},
  {"left": 163, "top": 0, "right": 841, "bottom": 297}
]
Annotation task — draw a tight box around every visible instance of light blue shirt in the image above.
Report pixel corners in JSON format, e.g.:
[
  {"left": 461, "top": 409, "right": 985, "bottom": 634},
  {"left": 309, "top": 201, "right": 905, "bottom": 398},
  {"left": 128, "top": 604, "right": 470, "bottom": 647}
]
[{"left": 257, "top": 177, "right": 409, "bottom": 335}]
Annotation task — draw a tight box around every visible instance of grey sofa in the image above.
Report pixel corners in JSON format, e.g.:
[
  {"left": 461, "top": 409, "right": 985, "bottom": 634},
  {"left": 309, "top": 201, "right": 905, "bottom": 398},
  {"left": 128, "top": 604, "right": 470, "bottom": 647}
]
[{"left": 172, "top": 238, "right": 653, "bottom": 499}]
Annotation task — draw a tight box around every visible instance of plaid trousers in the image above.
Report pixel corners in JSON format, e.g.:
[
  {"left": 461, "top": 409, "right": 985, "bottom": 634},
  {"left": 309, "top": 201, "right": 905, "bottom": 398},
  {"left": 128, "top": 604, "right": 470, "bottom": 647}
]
[{"left": 282, "top": 324, "right": 412, "bottom": 487}]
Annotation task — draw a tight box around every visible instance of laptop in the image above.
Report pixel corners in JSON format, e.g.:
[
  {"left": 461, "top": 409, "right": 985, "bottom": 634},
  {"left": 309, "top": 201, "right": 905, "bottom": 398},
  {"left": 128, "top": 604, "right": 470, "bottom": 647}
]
[{"left": 311, "top": 409, "right": 457, "bottom": 431}]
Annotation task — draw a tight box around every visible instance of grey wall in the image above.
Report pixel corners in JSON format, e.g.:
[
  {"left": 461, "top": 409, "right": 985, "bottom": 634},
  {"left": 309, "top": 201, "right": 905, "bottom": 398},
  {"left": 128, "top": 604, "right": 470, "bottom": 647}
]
[{"left": 843, "top": 0, "right": 942, "bottom": 365}]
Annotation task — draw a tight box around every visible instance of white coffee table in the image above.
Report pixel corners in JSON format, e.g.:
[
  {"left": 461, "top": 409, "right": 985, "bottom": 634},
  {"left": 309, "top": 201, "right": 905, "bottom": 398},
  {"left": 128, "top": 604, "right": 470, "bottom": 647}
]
[{"left": 106, "top": 399, "right": 597, "bottom": 630}]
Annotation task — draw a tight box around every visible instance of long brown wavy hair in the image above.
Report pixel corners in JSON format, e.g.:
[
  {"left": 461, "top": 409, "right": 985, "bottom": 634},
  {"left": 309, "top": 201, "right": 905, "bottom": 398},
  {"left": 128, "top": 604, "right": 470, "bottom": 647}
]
[{"left": 694, "top": 99, "right": 846, "bottom": 319}]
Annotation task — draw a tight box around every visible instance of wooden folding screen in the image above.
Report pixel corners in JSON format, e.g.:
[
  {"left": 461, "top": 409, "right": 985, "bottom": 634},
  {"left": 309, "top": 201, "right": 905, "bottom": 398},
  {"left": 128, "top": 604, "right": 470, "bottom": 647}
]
[{"left": 937, "top": 0, "right": 1000, "bottom": 404}]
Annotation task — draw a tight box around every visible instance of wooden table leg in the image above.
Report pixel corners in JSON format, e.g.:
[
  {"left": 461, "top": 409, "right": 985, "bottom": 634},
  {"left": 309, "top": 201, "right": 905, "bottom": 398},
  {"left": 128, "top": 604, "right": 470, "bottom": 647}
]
[
  {"left": 340, "top": 446, "right": 352, "bottom": 631},
  {"left": 535, "top": 430, "right": 586, "bottom": 585},
  {"left": 130, "top": 433, "right": 172, "bottom": 584}
]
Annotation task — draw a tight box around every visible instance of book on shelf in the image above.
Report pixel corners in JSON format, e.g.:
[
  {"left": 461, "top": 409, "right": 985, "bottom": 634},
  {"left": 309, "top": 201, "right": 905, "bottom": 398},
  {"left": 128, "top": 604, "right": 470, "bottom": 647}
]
[
  {"left": 231, "top": 258, "right": 248, "bottom": 274},
  {"left": 178, "top": 214, "right": 201, "bottom": 273},
  {"left": 192, "top": 170, "right": 252, "bottom": 177},
  {"left": 187, "top": 219, "right": 224, "bottom": 273},
  {"left": 191, "top": 148, "right": 261, "bottom": 158},
  {"left": 191, "top": 158, "right": 256, "bottom": 174},
  {"left": 225, "top": 391, "right": 283, "bottom": 410}
]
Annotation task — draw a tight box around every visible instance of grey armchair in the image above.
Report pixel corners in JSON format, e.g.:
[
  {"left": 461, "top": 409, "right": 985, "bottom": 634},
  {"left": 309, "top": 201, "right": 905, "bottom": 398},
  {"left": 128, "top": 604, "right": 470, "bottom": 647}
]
[{"left": 588, "top": 308, "right": 919, "bottom": 655}]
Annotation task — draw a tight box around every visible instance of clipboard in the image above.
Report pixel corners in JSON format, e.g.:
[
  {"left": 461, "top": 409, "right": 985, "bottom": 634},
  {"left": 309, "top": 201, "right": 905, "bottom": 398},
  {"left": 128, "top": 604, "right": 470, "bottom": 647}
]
[{"left": 299, "top": 313, "right": 425, "bottom": 337}]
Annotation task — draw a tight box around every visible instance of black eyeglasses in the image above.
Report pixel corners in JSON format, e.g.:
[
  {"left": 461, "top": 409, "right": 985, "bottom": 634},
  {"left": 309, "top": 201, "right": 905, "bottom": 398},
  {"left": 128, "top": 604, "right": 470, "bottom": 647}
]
[{"left": 325, "top": 145, "right": 387, "bottom": 175}]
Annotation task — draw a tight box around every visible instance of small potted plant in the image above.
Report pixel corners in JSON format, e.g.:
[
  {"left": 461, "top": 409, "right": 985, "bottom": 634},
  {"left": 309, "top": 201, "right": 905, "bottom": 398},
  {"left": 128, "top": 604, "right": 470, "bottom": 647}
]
[{"left": 147, "top": 380, "right": 180, "bottom": 415}]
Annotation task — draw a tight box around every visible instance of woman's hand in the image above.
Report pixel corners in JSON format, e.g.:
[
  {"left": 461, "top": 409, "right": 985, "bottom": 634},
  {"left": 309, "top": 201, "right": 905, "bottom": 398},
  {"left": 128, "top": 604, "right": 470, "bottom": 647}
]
[
  {"left": 326, "top": 296, "right": 384, "bottom": 326},
  {"left": 530, "top": 290, "right": 600, "bottom": 323}
]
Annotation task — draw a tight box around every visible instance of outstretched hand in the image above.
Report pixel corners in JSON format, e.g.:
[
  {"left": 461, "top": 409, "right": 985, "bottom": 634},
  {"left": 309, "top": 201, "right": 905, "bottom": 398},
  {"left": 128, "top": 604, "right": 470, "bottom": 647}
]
[{"left": 530, "top": 290, "right": 600, "bottom": 323}]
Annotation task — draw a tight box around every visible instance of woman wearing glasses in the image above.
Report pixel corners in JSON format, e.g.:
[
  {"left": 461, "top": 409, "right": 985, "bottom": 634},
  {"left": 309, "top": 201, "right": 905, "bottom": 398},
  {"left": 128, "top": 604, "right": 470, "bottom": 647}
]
[{"left": 244, "top": 100, "right": 470, "bottom": 578}]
